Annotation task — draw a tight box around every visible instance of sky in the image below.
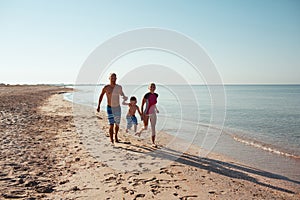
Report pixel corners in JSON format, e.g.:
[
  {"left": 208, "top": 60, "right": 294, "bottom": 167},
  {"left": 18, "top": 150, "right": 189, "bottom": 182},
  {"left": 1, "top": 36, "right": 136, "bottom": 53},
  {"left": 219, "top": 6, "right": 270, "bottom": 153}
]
[{"left": 0, "top": 0, "right": 299, "bottom": 84}]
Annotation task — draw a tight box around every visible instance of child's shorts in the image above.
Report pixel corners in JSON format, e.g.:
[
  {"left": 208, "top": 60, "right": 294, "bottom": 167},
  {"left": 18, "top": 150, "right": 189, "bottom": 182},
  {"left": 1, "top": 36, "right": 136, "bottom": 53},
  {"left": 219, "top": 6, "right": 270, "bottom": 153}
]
[{"left": 126, "top": 115, "right": 138, "bottom": 129}]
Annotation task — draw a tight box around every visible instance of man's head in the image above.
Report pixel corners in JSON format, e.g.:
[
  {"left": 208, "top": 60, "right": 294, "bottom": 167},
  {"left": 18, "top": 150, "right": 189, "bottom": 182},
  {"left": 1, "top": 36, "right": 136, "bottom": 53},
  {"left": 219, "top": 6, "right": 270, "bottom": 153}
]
[{"left": 109, "top": 73, "right": 117, "bottom": 84}]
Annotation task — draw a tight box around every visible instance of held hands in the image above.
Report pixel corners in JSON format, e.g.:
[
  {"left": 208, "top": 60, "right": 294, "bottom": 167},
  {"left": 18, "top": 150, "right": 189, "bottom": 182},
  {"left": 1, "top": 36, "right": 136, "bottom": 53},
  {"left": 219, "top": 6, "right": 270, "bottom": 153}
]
[
  {"left": 123, "top": 96, "right": 128, "bottom": 101},
  {"left": 122, "top": 96, "right": 129, "bottom": 105},
  {"left": 96, "top": 106, "right": 100, "bottom": 112},
  {"left": 122, "top": 99, "right": 128, "bottom": 105}
]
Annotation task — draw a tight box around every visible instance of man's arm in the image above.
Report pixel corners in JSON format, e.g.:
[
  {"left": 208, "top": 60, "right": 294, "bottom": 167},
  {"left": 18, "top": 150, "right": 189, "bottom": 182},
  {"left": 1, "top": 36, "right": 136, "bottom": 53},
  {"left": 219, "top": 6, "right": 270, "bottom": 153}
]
[
  {"left": 122, "top": 100, "right": 129, "bottom": 106},
  {"left": 97, "top": 87, "right": 106, "bottom": 112},
  {"left": 119, "top": 86, "right": 128, "bottom": 101}
]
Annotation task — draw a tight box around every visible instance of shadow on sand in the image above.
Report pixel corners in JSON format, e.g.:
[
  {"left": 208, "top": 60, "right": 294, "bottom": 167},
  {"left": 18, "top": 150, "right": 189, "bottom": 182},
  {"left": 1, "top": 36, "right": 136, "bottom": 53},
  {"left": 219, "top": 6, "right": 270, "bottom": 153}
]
[{"left": 117, "top": 143, "right": 299, "bottom": 194}]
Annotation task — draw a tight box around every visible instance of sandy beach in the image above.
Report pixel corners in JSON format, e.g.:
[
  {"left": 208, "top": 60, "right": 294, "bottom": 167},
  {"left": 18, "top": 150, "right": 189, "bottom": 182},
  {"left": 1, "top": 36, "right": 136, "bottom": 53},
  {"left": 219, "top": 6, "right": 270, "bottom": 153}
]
[{"left": 0, "top": 85, "right": 299, "bottom": 200}]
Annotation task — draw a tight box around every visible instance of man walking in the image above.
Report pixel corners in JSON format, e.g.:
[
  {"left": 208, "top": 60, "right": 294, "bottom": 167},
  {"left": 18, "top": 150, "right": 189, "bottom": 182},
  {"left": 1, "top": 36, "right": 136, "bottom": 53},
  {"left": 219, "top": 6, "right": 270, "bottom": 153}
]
[{"left": 97, "top": 73, "right": 127, "bottom": 144}]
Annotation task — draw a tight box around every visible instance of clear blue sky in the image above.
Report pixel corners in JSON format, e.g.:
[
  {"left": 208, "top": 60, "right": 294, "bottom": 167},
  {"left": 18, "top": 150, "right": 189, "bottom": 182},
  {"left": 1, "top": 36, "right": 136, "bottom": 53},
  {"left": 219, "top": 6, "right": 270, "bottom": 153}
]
[{"left": 0, "top": 0, "right": 299, "bottom": 84}]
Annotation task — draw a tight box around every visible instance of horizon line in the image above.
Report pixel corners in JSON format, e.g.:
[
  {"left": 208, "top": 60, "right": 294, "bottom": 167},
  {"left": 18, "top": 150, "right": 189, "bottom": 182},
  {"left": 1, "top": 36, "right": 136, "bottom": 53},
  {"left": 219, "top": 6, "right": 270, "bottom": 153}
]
[{"left": 1, "top": 83, "right": 300, "bottom": 86}]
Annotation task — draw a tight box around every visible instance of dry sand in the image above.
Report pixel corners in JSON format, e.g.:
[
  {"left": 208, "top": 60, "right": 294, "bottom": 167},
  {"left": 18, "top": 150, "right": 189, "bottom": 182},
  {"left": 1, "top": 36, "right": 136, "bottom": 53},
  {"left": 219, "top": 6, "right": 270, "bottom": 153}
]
[{"left": 0, "top": 85, "right": 299, "bottom": 200}]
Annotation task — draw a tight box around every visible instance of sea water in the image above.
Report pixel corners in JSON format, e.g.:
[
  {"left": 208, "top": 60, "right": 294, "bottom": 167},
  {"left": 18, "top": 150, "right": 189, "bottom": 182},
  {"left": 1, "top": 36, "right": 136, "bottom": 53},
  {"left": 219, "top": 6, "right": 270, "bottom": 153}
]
[{"left": 64, "top": 84, "right": 300, "bottom": 181}]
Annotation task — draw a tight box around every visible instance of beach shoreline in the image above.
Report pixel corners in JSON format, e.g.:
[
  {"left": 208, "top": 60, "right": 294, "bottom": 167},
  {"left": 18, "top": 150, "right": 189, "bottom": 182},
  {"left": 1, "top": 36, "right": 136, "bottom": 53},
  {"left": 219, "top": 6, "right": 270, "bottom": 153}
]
[
  {"left": 64, "top": 85, "right": 300, "bottom": 182},
  {"left": 0, "top": 85, "right": 299, "bottom": 199}
]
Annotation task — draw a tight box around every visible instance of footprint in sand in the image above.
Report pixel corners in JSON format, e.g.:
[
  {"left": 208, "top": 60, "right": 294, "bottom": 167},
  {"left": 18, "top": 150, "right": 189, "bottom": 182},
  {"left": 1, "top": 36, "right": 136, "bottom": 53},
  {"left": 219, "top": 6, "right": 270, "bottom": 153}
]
[
  {"left": 102, "top": 150, "right": 114, "bottom": 154},
  {"left": 138, "top": 163, "right": 144, "bottom": 168},
  {"left": 134, "top": 194, "right": 146, "bottom": 199},
  {"left": 103, "top": 176, "right": 117, "bottom": 183}
]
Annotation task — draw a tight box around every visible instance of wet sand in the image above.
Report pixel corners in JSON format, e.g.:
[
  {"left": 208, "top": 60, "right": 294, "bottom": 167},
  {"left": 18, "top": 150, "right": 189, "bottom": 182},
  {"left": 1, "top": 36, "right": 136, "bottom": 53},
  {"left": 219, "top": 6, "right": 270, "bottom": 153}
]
[{"left": 0, "top": 85, "right": 299, "bottom": 199}]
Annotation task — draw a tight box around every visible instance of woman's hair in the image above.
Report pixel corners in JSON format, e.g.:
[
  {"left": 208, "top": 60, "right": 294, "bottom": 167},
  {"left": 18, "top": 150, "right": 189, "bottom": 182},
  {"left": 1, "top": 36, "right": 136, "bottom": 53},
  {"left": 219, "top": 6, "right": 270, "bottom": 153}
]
[{"left": 149, "top": 83, "right": 156, "bottom": 88}]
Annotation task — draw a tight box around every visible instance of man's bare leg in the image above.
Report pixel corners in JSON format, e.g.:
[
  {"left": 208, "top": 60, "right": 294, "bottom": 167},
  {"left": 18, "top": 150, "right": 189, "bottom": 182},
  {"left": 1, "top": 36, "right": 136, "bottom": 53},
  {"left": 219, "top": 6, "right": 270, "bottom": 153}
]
[
  {"left": 109, "top": 124, "right": 114, "bottom": 144},
  {"left": 152, "top": 135, "right": 156, "bottom": 145},
  {"left": 115, "top": 124, "right": 120, "bottom": 143}
]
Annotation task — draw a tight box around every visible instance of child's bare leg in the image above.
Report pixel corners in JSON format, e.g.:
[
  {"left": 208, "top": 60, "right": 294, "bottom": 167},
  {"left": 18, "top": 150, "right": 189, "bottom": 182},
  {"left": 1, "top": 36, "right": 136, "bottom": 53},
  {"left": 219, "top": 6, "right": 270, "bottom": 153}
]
[
  {"left": 126, "top": 116, "right": 130, "bottom": 133},
  {"left": 109, "top": 124, "right": 114, "bottom": 143},
  {"left": 126, "top": 123, "right": 129, "bottom": 133},
  {"left": 134, "top": 124, "right": 137, "bottom": 132}
]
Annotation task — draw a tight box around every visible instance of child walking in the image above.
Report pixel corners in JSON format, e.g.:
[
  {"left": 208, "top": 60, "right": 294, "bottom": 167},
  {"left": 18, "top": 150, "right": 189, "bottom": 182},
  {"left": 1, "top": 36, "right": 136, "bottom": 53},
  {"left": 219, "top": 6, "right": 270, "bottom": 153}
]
[
  {"left": 136, "top": 83, "right": 159, "bottom": 147},
  {"left": 122, "top": 96, "right": 142, "bottom": 133}
]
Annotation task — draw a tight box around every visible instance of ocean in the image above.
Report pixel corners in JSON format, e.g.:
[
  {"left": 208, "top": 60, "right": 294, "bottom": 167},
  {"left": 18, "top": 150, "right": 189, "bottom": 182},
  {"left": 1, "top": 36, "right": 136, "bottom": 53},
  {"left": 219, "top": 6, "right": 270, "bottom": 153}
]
[{"left": 64, "top": 84, "right": 300, "bottom": 181}]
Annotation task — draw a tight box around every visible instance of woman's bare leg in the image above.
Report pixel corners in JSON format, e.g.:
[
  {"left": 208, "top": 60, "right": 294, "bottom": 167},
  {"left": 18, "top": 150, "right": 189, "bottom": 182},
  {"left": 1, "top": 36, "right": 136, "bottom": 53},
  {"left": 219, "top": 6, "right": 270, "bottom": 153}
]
[
  {"left": 150, "top": 113, "right": 157, "bottom": 146},
  {"left": 136, "top": 115, "right": 149, "bottom": 136}
]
